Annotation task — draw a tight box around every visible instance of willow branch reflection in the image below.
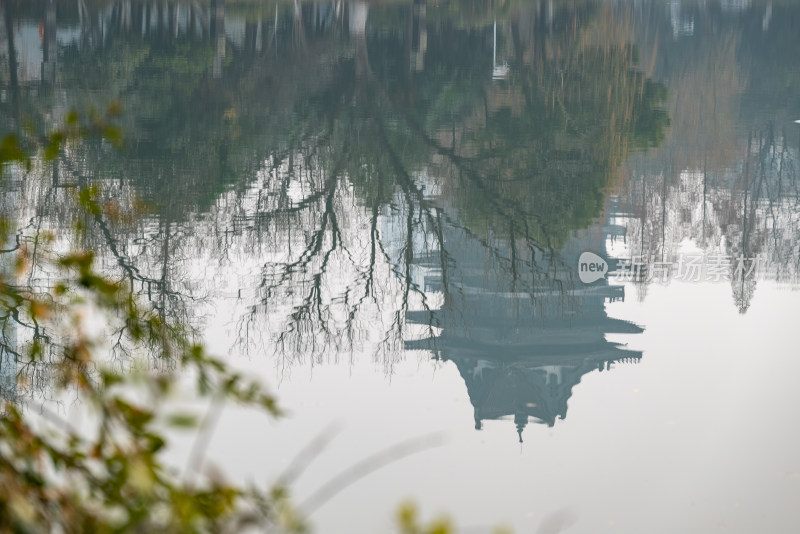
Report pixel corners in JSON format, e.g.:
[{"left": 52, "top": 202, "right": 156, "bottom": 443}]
[
  {"left": 1, "top": 2, "right": 669, "bottom": 386},
  {"left": 9, "top": 1, "right": 800, "bottom": 441}
]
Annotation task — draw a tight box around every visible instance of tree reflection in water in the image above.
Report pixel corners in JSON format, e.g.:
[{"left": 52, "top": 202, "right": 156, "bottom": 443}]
[{"left": 3, "top": 0, "right": 799, "bottom": 440}]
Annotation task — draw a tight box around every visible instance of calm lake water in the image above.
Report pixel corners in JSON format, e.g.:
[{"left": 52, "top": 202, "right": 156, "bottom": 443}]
[{"left": 2, "top": 0, "right": 800, "bottom": 532}]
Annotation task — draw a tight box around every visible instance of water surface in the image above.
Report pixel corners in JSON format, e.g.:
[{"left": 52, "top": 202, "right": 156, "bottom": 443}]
[{"left": 1, "top": 1, "right": 799, "bottom": 532}]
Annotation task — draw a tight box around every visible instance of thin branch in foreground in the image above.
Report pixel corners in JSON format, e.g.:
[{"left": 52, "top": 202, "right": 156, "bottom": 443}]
[{"left": 299, "top": 431, "right": 447, "bottom": 515}]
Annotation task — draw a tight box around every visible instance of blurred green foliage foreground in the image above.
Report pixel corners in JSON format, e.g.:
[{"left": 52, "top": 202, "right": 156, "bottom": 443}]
[{"left": 0, "top": 111, "right": 506, "bottom": 533}]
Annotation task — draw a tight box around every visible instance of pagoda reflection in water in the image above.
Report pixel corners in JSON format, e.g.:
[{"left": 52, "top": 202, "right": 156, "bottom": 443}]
[{"left": 403, "top": 218, "right": 643, "bottom": 442}]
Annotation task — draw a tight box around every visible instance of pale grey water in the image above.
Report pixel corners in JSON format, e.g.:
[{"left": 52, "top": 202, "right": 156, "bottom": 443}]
[{"left": 1, "top": 1, "right": 800, "bottom": 532}]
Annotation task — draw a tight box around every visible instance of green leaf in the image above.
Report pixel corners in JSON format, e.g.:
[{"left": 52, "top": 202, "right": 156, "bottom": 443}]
[
  {"left": 164, "top": 414, "right": 198, "bottom": 429},
  {"left": 0, "top": 135, "right": 28, "bottom": 166}
]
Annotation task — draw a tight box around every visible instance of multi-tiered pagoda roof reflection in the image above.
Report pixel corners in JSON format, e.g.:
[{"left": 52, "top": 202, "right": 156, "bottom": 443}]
[{"left": 404, "top": 220, "right": 642, "bottom": 441}]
